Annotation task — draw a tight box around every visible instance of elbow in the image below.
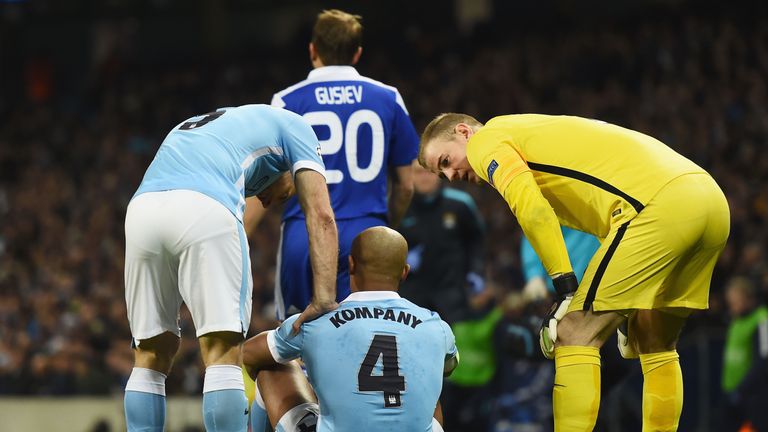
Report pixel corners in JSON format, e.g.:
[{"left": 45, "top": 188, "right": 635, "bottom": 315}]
[
  {"left": 307, "top": 205, "right": 336, "bottom": 230},
  {"left": 517, "top": 203, "right": 557, "bottom": 233}
]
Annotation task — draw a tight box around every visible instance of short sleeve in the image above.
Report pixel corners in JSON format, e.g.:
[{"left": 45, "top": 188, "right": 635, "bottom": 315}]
[
  {"left": 440, "top": 320, "right": 459, "bottom": 360},
  {"left": 282, "top": 117, "right": 327, "bottom": 179},
  {"left": 266, "top": 314, "right": 304, "bottom": 364},
  {"left": 271, "top": 93, "right": 286, "bottom": 109},
  {"left": 466, "top": 128, "right": 529, "bottom": 194},
  {"left": 387, "top": 91, "right": 419, "bottom": 167}
]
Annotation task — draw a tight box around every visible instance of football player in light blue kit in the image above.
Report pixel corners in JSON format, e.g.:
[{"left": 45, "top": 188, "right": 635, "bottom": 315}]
[
  {"left": 243, "top": 227, "right": 457, "bottom": 432},
  {"left": 124, "top": 104, "right": 339, "bottom": 432},
  {"left": 270, "top": 9, "right": 419, "bottom": 320}
]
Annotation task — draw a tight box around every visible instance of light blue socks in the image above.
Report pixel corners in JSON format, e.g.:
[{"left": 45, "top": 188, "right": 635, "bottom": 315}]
[
  {"left": 250, "top": 384, "right": 270, "bottom": 432},
  {"left": 125, "top": 365, "right": 248, "bottom": 432},
  {"left": 125, "top": 367, "right": 167, "bottom": 432},
  {"left": 202, "top": 365, "right": 249, "bottom": 432}
]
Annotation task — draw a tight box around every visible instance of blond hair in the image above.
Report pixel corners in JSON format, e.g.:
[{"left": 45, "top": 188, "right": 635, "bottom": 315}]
[
  {"left": 312, "top": 9, "right": 363, "bottom": 65},
  {"left": 418, "top": 113, "right": 483, "bottom": 166}
]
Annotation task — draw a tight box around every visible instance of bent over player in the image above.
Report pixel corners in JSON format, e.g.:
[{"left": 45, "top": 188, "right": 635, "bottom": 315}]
[
  {"left": 243, "top": 227, "right": 458, "bottom": 431},
  {"left": 419, "top": 113, "right": 730, "bottom": 431},
  {"left": 124, "top": 105, "right": 338, "bottom": 432},
  {"left": 271, "top": 9, "right": 419, "bottom": 320}
]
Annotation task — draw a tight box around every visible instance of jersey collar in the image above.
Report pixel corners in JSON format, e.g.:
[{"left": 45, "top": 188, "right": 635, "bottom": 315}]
[
  {"left": 307, "top": 66, "right": 360, "bottom": 81},
  {"left": 341, "top": 291, "right": 401, "bottom": 303}
]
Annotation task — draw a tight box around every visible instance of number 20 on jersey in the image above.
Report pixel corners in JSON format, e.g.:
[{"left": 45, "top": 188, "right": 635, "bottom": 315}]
[{"left": 303, "top": 110, "right": 384, "bottom": 184}]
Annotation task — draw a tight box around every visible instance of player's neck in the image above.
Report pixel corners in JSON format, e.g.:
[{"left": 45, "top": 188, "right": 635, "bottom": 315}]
[{"left": 351, "top": 276, "right": 400, "bottom": 293}]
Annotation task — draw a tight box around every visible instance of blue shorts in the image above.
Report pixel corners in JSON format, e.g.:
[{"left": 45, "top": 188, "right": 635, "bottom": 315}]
[{"left": 275, "top": 215, "right": 386, "bottom": 320}]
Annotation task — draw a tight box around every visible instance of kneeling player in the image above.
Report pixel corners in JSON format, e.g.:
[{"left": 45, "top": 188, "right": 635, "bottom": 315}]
[{"left": 243, "top": 227, "right": 457, "bottom": 431}]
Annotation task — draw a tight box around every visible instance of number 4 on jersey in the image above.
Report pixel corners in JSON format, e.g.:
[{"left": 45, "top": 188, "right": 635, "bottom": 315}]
[{"left": 358, "top": 335, "right": 405, "bottom": 408}]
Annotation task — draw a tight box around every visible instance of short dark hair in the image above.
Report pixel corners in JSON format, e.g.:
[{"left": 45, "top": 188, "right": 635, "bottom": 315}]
[{"left": 312, "top": 10, "right": 363, "bottom": 66}]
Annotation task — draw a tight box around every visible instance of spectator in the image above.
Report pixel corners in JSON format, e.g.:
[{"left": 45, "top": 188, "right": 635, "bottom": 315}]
[{"left": 720, "top": 277, "right": 768, "bottom": 432}]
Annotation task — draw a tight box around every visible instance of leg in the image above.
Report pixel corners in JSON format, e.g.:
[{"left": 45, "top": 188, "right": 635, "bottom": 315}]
[
  {"left": 125, "top": 332, "right": 180, "bottom": 432},
  {"left": 172, "top": 194, "right": 255, "bottom": 432},
  {"left": 630, "top": 309, "right": 687, "bottom": 432},
  {"left": 199, "top": 331, "right": 249, "bottom": 432},
  {"left": 256, "top": 361, "right": 319, "bottom": 431},
  {"left": 124, "top": 194, "right": 185, "bottom": 432},
  {"left": 552, "top": 309, "right": 625, "bottom": 432}
]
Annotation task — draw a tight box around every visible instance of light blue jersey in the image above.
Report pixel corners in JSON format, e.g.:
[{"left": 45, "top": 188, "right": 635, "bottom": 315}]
[
  {"left": 268, "top": 291, "right": 457, "bottom": 432},
  {"left": 134, "top": 104, "right": 325, "bottom": 220},
  {"left": 521, "top": 226, "right": 601, "bottom": 290}
]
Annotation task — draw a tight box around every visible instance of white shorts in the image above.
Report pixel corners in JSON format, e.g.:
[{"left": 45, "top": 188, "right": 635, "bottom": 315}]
[{"left": 124, "top": 190, "right": 252, "bottom": 343}]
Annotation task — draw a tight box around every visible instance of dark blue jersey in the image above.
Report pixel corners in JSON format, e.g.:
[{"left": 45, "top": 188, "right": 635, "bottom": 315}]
[{"left": 273, "top": 66, "right": 419, "bottom": 221}]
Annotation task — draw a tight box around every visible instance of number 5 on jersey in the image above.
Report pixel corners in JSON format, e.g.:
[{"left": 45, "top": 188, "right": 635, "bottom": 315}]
[
  {"left": 358, "top": 334, "right": 405, "bottom": 408},
  {"left": 303, "top": 110, "right": 384, "bottom": 184}
]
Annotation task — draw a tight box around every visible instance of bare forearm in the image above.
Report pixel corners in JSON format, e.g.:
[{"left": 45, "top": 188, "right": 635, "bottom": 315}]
[
  {"left": 388, "top": 184, "right": 414, "bottom": 228},
  {"left": 305, "top": 210, "right": 338, "bottom": 304}
]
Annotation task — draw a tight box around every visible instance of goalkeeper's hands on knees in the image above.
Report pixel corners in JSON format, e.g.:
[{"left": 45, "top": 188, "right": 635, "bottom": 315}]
[{"left": 539, "top": 272, "right": 578, "bottom": 359}]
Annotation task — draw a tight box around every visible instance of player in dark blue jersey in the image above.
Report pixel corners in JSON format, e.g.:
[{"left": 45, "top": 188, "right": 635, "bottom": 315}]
[{"left": 270, "top": 9, "right": 420, "bottom": 320}]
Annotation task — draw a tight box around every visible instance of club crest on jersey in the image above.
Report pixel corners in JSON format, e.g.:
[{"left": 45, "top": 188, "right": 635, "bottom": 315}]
[
  {"left": 487, "top": 160, "right": 499, "bottom": 186},
  {"left": 443, "top": 212, "right": 457, "bottom": 229}
]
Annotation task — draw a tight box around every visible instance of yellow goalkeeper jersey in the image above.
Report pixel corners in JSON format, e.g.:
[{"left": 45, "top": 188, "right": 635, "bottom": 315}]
[{"left": 467, "top": 114, "right": 707, "bottom": 276}]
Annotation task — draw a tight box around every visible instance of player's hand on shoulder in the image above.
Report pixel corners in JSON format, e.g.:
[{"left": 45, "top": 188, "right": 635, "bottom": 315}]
[{"left": 292, "top": 299, "right": 340, "bottom": 335}]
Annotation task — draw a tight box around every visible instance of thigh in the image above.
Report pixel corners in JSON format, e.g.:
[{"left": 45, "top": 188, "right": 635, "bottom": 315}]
[
  {"left": 276, "top": 219, "right": 313, "bottom": 320},
  {"left": 175, "top": 192, "right": 252, "bottom": 338},
  {"left": 557, "top": 309, "right": 625, "bottom": 348},
  {"left": 629, "top": 309, "right": 687, "bottom": 354},
  {"left": 125, "top": 194, "right": 183, "bottom": 342}
]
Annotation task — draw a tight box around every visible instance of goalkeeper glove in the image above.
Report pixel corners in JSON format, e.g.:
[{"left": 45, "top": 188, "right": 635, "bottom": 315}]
[
  {"left": 617, "top": 319, "right": 638, "bottom": 359},
  {"left": 539, "top": 272, "right": 578, "bottom": 359}
]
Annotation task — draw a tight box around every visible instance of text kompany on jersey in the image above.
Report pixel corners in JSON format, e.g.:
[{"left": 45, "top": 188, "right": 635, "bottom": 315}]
[
  {"left": 268, "top": 291, "right": 457, "bottom": 432},
  {"left": 272, "top": 66, "right": 419, "bottom": 221}
]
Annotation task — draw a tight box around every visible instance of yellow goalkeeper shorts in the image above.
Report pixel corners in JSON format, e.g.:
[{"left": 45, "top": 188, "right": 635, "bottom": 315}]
[{"left": 569, "top": 173, "right": 730, "bottom": 313}]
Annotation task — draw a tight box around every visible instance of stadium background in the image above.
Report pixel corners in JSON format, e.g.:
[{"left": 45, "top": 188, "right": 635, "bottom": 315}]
[{"left": 1, "top": 0, "right": 767, "bottom": 430}]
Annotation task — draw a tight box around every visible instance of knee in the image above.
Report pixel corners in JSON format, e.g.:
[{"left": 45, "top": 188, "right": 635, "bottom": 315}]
[
  {"left": 134, "top": 334, "right": 180, "bottom": 374},
  {"left": 200, "top": 331, "right": 244, "bottom": 367},
  {"left": 555, "top": 314, "right": 596, "bottom": 347},
  {"left": 629, "top": 312, "right": 683, "bottom": 354},
  {"left": 555, "top": 311, "right": 623, "bottom": 348}
]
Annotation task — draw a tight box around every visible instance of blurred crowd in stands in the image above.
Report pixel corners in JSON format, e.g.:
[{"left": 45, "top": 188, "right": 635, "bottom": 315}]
[{"left": 0, "top": 3, "right": 766, "bottom": 430}]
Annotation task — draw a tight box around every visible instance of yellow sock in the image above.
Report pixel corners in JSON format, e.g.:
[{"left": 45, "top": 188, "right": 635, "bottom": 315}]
[
  {"left": 639, "top": 351, "right": 683, "bottom": 432},
  {"left": 553, "top": 346, "right": 601, "bottom": 432}
]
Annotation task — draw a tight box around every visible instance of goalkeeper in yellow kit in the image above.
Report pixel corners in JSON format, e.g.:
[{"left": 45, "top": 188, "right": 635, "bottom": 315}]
[{"left": 418, "top": 113, "right": 730, "bottom": 432}]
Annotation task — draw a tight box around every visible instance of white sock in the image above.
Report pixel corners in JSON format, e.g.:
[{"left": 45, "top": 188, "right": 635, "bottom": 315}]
[
  {"left": 125, "top": 367, "right": 167, "bottom": 396},
  {"left": 203, "top": 365, "right": 245, "bottom": 393}
]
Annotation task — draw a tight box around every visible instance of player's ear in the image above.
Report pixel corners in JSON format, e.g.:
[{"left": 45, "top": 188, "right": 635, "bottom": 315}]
[
  {"left": 309, "top": 43, "right": 317, "bottom": 62},
  {"left": 401, "top": 264, "right": 410, "bottom": 282},
  {"left": 351, "top": 47, "right": 362, "bottom": 65},
  {"left": 348, "top": 255, "right": 356, "bottom": 276},
  {"left": 455, "top": 123, "right": 470, "bottom": 140}
]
